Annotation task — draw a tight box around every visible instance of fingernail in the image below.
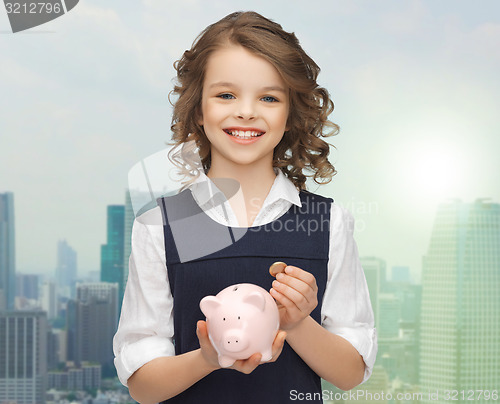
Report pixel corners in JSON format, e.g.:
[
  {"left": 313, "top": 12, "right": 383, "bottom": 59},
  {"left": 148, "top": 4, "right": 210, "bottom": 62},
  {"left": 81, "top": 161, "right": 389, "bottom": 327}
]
[
  {"left": 276, "top": 272, "right": 284, "bottom": 280},
  {"left": 273, "top": 280, "right": 280, "bottom": 288}
]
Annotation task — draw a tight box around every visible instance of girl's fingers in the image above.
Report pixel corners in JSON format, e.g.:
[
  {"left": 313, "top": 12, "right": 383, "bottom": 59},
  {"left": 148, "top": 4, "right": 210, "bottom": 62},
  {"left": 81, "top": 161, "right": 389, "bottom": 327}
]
[
  {"left": 236, "top": 331, "right": 286, "bottom": 370},
  {"left": 272, "top": 277, "right": 316, "bottom": 312},
  {"left": 273, "top": 267, "right": 318, "bottom": 307},
  {"left": 284, "top": 266, "right": 317, "bottom": 287},
  {"left": 196, "top": 320, "right": 221, "bottom": 369},
  {"left": 270, "top": 287, "right": 301, "bottom": 317},
  {"left": 232, "top": 353, "right": 262, "bottom": 374},
  {"left": 268, "top": 330, "right": 287, "bottom": 362},
  {"left": 282, "top": 267, "right": 317, "bottom": 293},
  {"left": 272, "top": 279, "right": 305, "bottom": 309},
  {"left": 196, "top": 321, "right": 212, "bottom": 351},
  {"left": 196, "top": 320, "right": 207, "bottom": 340}
]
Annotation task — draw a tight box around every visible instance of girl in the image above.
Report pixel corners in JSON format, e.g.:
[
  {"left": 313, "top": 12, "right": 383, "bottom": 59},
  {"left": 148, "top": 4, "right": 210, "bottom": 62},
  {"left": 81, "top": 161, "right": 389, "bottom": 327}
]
[{"left": 113, "top": 11, "right": 377, "bottom": 404}]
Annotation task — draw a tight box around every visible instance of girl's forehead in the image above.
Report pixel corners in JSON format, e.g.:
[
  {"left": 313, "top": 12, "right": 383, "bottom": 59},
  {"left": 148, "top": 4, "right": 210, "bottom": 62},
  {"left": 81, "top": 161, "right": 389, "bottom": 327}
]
[{"left": 204, "top": 45, "right": 286, "bottom": 89}]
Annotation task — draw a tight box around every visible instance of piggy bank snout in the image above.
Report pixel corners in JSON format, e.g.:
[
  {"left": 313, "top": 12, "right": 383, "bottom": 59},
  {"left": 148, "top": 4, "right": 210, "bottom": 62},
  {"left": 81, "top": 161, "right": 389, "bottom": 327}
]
[
  {"left": 200, "top": 283, "right": 280, "bottom": 367},
  {"left": 223, "top": 329, "right": 249, "bottom": 353}
]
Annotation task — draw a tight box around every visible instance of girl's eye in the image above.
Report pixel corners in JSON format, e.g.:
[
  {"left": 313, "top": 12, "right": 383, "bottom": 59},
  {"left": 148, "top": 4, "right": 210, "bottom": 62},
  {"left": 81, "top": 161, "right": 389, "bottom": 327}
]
[
  {"left": 218, "top": 93, "right": 235, "bottom": 100},
  {"left": 261, "top": 96, "right": 278, "bottom": 103}
]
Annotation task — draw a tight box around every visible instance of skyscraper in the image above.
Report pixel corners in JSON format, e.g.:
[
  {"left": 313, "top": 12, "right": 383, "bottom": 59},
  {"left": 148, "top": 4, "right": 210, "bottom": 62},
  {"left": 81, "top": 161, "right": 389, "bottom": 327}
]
[
  {"left": 55, "top": 239, "right": 77, "bottom": 299},
  {"left": 391, "top": 265, "right": 411, "bottom": 283},
  {"left": 0, "top": 310, "right": 48, "bottom": 404},
  {"left": 66, "top": 283, "right": 118, "bottom": 377},
  {"left": 378, "top": 293, "right": 401, "bottom": 339},
  {"left": 40, "top": 280, "right": 57, "bottom": 320},
  {"left": 16, "top": 273, "right": 39, "bottom": 301},
  {"left": 101, "top": 205, "right": 125, "bottom": 304},
  {"left": 420, "top": 199, "right": 500, "bottom": 403},
  {"left": 377, "top": 276, "right": 421, "bottom": 387},
  {"left": 0, "top": 192, "right": 15, "bottom": 310}
]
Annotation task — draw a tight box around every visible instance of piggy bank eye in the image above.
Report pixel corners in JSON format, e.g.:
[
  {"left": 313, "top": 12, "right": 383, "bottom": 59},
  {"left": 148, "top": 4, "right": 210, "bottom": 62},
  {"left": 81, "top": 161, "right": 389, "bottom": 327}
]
[
  {"left": 238, "top": 316, "right": 241, "bottom": 320},
  {"left": 223, "top": 317, "right": 226, "bottom": 321}
]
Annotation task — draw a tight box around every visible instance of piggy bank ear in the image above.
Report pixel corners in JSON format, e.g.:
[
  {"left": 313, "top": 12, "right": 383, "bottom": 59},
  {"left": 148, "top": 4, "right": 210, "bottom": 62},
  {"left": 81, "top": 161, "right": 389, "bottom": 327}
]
[
  {"left": 200, "top": 296, "right": 221, "bottom": 317},
  {"left": 243, "top": 292, "right": 266, "bottom": 312}
]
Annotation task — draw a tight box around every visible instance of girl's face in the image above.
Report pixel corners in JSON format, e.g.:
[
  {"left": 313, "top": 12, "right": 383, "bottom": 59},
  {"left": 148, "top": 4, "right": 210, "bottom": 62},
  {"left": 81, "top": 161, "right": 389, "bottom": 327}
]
[{"left": 199, "top": 44, "right": 289, "bottom": 173}]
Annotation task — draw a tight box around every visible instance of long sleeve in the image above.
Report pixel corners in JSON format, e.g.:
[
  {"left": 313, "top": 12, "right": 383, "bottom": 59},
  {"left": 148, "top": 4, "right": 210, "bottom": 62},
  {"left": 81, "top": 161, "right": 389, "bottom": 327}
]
[
  {"left": 321, "top": 203, "right": 378, "bottom": 383},
  {"left": 113, "top": 207, "right": 175, "bottom": 386}
]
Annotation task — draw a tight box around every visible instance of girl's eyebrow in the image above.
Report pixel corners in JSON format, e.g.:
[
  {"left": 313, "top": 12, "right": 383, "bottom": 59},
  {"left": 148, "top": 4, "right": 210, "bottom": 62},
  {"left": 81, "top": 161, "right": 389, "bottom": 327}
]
[{"left": 209, "top": 81, "right": 286, "bottom": 93}]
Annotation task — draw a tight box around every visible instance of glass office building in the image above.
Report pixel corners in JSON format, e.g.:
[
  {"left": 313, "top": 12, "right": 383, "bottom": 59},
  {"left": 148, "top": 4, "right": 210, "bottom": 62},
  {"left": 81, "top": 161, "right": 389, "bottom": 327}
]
[{"left": 420, "top": 200, "right": 500, "bottom": 403}]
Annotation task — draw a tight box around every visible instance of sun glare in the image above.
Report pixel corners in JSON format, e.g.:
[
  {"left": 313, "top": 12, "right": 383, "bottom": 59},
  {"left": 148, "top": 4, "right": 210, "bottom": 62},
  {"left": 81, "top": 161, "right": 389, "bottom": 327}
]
[{"left": 411, "top": 144, "right": 461, "bottom": 198}]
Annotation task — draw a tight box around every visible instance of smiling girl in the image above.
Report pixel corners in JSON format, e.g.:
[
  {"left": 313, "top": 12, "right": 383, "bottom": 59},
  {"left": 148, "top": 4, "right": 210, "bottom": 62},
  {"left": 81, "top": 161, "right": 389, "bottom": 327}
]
[
  {"left": 199, "top": 44, "right": 290, "bottom": 226},
  {"left": 113, "top": 11, "right": 377, "bottom": 404}
]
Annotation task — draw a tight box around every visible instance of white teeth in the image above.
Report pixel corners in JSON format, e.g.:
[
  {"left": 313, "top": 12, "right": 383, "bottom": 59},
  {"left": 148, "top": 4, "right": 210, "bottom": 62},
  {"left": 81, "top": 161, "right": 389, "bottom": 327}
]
[{"left": 227, "top": 130, "right": 263, "bottom": 139}]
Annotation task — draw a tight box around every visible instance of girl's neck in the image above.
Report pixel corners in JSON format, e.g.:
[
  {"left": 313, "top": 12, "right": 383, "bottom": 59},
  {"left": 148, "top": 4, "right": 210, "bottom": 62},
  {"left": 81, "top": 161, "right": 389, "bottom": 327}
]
[
  {"left": 207, "top": 160, "right": 276, "bottom": 196},
  {"left": 206, "top": 159, "right": 277, "bottom": 226}
]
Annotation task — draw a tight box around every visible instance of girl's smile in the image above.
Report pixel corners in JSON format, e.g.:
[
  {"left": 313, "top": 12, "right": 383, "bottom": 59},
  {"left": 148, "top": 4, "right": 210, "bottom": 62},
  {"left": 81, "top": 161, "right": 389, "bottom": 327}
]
[
  {"left": 223, "top": 126, "right": 265, "bottom": 144},
  {"left": 199, "top": 44, "right": 289, "bottom": 171}
]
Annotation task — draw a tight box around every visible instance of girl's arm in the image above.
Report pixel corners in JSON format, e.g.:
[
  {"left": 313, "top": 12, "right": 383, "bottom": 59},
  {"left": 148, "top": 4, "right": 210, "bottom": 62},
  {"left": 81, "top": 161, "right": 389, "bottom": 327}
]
[
  {"left": 284, "top": 316, "right": 365, "bottom": 390},
  {"left": 127, "top": 321, "right": 218, "bottom": 403},
  {"left": 128, "top": 321, "right": 287, "bottom": 403},
  {"left": 128, "top": 349, "right": 216, "bottom": 403},
  {"left": 271, "top": 266, "right": 365, "bottom": 390}
]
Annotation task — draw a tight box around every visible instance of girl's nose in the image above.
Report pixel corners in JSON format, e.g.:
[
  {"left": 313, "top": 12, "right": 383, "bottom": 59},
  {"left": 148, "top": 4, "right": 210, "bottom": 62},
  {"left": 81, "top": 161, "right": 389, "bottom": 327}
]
[{"left": 236, "top": 100, "right": 256, "bottom": 120}]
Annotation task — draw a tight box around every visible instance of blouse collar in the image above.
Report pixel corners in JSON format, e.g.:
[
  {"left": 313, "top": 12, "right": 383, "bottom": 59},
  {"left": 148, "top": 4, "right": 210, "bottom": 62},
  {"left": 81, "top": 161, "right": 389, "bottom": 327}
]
[{"left": 188, "top": 168, "right": 302, "bottom": 212}]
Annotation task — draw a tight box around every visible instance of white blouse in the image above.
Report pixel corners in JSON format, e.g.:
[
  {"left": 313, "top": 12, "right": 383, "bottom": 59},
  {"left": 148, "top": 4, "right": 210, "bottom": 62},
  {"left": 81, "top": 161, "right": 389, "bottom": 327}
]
[{"left": 113, "top": 169, "right": 377, "bottom": 387}]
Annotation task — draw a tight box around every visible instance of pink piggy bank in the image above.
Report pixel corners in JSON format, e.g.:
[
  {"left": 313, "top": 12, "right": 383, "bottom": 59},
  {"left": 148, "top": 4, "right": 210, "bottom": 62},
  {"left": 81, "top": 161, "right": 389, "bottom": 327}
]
[{"left": 200, "top": 283, "right": 280, "bottom": 368}]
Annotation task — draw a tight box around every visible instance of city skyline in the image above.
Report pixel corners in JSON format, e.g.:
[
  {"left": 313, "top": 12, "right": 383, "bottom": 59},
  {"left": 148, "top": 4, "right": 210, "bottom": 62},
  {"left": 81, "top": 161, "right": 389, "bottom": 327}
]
[
  {"left": 2, "top": 190, "right": 498, "bottom": 402},
  {"left": 1, "top": 1, "right": 499, "bottom": 282}
]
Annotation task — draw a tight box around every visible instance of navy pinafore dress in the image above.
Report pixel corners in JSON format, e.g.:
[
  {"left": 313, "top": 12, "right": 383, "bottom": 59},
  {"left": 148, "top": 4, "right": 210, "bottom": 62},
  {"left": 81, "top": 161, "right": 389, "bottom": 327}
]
[{"left": 158, "top": 188, "right": 332, "bottom": 403}]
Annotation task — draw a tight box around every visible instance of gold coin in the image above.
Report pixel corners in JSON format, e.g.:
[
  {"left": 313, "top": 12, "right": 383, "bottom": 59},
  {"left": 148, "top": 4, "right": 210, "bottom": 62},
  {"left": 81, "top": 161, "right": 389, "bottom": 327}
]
[{"left": 269, "top": 261, "right": 287, "bottom": 277}]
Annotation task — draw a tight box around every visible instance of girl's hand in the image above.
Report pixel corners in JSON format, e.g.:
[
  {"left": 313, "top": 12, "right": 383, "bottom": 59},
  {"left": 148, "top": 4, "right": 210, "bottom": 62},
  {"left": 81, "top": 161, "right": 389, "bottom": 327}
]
[
  {"left": 229, "top": 329, "right": 287, "bottom": 374},
  {"left": 196, "top": 321, "right": 287, "bottom": 374},
  {"left": 270, "top": 265, "right": 318, "bottom": 331},
  {"left": 196, "top": 320, "right": 222, "bottom": 371}
]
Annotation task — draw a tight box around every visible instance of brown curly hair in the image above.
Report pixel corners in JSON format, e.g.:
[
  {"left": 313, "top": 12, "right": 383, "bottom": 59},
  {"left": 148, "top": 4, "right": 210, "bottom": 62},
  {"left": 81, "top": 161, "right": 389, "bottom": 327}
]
[{"left": 169, "top": 11, "right": 338, "bottom": 190}]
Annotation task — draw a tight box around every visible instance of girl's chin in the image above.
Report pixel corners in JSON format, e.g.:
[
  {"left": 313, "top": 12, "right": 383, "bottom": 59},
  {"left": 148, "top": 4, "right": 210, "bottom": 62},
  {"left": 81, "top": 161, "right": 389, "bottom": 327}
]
[{"left": 215, "top": 153, "right": 275, "bottom": 169}]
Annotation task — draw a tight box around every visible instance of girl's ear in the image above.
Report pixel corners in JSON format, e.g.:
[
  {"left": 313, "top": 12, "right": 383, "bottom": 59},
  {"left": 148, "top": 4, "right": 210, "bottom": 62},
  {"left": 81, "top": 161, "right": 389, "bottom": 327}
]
[{"left": 196, "top": 106, "right": 203, "bottom": 126}]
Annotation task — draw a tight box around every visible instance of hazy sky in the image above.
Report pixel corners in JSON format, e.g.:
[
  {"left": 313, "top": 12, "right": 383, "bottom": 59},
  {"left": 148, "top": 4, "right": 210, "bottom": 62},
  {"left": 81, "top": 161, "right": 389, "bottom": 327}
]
[{"left": 1, "top": 0, "right": 499, "bottom": 283}]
